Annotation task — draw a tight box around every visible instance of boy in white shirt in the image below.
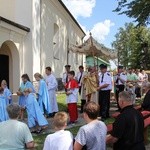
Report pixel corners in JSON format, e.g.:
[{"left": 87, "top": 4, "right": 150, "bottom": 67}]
[{"left": 43, "top": 112, "right": 73, "bottom": 150}]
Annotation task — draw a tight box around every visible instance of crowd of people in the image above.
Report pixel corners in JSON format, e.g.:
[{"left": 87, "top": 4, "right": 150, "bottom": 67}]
[{"left": 0, "top": 63, "right": 150, "bottom": 149}]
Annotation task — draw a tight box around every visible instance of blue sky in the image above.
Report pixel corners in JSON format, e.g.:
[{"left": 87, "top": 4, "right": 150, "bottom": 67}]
[{"left": 62, "top": 0, "right": 134, "bottom": 48}]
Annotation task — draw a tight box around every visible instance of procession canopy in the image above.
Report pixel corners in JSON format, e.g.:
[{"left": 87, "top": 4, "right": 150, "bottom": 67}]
[{"left": 69, "top": 34, "right": 117, "bottom": 60}]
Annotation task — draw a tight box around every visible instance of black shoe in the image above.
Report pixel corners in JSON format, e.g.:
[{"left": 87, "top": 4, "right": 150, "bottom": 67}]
[
  {"left": 49, "top": 113, "right": 54, "bottom": 118},
  {"left": 53, "top": 112, "right": 57, "bottom": 116},
  {"left": 36, "top": 128, "right": 42, "bottom": 134},
  {"left": 31, "top": 130, "right": 37, "bottom": 133},
  {"left": 80, "top": 110, "right": 83, "bottom": 113}
]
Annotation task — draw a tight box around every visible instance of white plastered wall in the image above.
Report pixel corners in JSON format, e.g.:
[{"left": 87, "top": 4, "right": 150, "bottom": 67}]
[
  {"left": 41, "top": 0, "right": 85, "bottom": 78},
  {"left": 0, "top": 24, "right": 27, "bottom": 93}
]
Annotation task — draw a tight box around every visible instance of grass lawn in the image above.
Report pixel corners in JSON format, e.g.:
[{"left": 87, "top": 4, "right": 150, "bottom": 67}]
[
  {"left": 33, "top": 126, "right": 81, "bottom": 150},
  {"left": 33, "top": 93, "right": 82, "bottom": 149},
  {"left": 32, "top": 93, "right": 150, "bottom": 149}
]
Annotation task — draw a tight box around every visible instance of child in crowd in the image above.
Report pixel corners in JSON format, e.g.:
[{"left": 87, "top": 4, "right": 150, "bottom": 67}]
[
  {"left": 1, "top": 80, "right": 12, "bottom": 105},
  {"left": 43, "top": 112, "right": 73, "bottom": 150},
  {"left": 65, "top": 71, "right": 79, "bottom": 124},
  {"left": 24, "top": 88, "right": 48, "bottom": 134},
  {"left": 17, "top": 74, "right": 35, "bottom": 120},
  {"left": 0, "top": 87, "right": 9, "bottom": 122}
]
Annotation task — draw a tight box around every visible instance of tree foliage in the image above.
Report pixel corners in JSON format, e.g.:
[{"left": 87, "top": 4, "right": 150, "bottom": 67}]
[
  {"left": 114, "top": 0, "right": 150, "bottom": 25},
  {"left": 112, "top": 23, "right": 150, "bottom": 69}
]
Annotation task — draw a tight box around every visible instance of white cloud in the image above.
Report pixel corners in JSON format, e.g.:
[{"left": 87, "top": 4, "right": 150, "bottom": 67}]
[
  {"left": 62, "top": 0, "right": 96, "bottom": 19},
  {"left": 83, "top": 20, "right": 115, "bottom": 43},
  {"left": 62, "top": 1, "right": 114, "bottom": 45}
]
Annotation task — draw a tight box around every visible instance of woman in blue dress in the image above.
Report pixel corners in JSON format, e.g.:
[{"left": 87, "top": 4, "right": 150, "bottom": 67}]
[
  {"left": 24, "top": 88, "right": 48, "bottom": 133},
  {"left": 0, "top": 87, "right": 9, "bottom": 122},
  {"left": 1, "top": 80, "right": 12, "bottom": 105},
  {"left": 17, "top": 74, "right": 35, "bottom": 120},
  {"left": 34, "top": 73, "right": 51, "bottom": 116}
]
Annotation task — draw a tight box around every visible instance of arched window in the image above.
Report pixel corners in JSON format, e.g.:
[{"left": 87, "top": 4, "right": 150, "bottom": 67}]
[{"left": 53, "top": 23, "right": 59, "bottom": 59}]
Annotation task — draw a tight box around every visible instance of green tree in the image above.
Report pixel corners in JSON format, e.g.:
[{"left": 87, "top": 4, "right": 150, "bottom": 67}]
[
  {"left": 113, "top": 23, "right": 150, "bottom": 69},
  {"left": 114, "top": 0, "right": 150, "bottom": 25}
]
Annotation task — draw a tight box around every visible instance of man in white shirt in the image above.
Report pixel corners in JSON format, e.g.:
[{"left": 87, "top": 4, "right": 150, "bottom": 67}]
[
  {"left": 43, "top": 112, "right": 73, "bottom": 150},
  {"left": 45, "top": 67, "right": 58, "bottom": 117},
  {"left": 97, "top": 64, "right": 112, "bottom": 120},
  {"left": 115, "top": 66, "right": 127, "bottom": 111},
  {"left": 62, "top": 65, "right": 71, "bottom": 91},
  {"left": 76, "top": 65, "right": 87, "bottom": 113},
  {"left": 0, "top": 104, "right": 34, "bottom": 149},
  {"left": 139, "top": 69, "right": 148, "bottom": 95}
]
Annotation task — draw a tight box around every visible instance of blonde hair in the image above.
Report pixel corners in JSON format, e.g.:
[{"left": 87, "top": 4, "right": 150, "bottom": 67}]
[
  {"left": 34, "top": 73, "right": 43, "bottom": 79},
  {"left": 53, "top": 112, "right": 68, "bottom": 129}
]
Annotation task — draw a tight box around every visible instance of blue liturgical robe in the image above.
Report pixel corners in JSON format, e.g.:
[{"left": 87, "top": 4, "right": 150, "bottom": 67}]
[
  {"left": 37, "top": 79, "right": 51, "bottom": 114},
  {"left": 0, "top": 94, "right": 9, "bottom": 122},
  {"left": 18, "top": 81, "right": 35, "bottom": 108},
  {"left": 26, "top": 93, "right": 48, "bottom": 128},
  {"left": 4, "top": 87, "right": 12, "bottom": 105}
]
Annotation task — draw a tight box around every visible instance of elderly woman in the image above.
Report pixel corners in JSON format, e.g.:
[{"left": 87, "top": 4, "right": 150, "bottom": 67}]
[
  {"left": 141, "top": 82, "right": 150, "bottom": 111},
  {"left": 1, "top": 80, "right": 12, "bottom": 105}
]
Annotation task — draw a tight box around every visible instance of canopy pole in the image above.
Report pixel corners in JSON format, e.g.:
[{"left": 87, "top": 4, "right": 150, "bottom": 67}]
[
  {"left": 67, "top": 39, "right": 69, "bottom": 65},
  {"left": 90, "top": 32, "right": 96, "bottom": 67}
]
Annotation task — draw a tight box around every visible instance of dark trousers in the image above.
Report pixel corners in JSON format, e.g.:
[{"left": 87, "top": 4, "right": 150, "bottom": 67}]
[
  {"left": 80, "top": 99, "right": 86, "bottom": 113},
  {"left": 99, "top": 90, "right": 110, "bottom": 118},
  {"left": 115, "top": 85, "right": 125, "bottom": 110},
  {"left": 135, "top": 86, "right": 141, "bottom": 98},
  {"left": 79, "top": 86, "right": 81, "bottom": 95}
]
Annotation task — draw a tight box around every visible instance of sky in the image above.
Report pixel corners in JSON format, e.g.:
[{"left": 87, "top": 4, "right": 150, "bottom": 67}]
[{"left": 62, "top": 0, "right": 134, "bottom": 49}]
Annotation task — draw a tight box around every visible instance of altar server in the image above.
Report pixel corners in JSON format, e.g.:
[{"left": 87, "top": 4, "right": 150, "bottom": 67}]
[
  {"left": 17, "top": 74, "right": 35, "bottom": 120},
  {"left": 34, "top": 73, "right": 51, "bottom": 115},
  {"left": 45, "top": 67, "right": 58, "bottom": 117},
  {"left": 24, "top": 88, "right": 48, "bottom": 133},
  {"left": 1, "top": 80, "right": 12, "bottom": 105},
  {"left": 0, "top": 87, "right": 8, "bottom": 122},
  {"left": 66, "top": 71, "right": 79, "bottom": 124}
]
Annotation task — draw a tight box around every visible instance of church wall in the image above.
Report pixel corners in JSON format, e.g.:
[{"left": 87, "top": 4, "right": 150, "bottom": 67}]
[
  {"left": 41, "top": 0, "right": 85, "bottom": 78},
  {"left": 0, "top": 26, "right": 26, "bottom": 92},
  {"left": 0, "top": 0, "right": 85, "bottom": 92}
]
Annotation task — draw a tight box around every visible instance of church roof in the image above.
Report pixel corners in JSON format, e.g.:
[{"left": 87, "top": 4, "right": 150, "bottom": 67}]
[{"left": 0, "top": 16, "right": 30, "bottom": 32}]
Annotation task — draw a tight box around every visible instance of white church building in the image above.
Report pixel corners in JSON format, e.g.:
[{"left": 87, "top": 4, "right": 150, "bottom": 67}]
[{"left": 0, "top": 0, "right": 85, "bottom": 92}]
